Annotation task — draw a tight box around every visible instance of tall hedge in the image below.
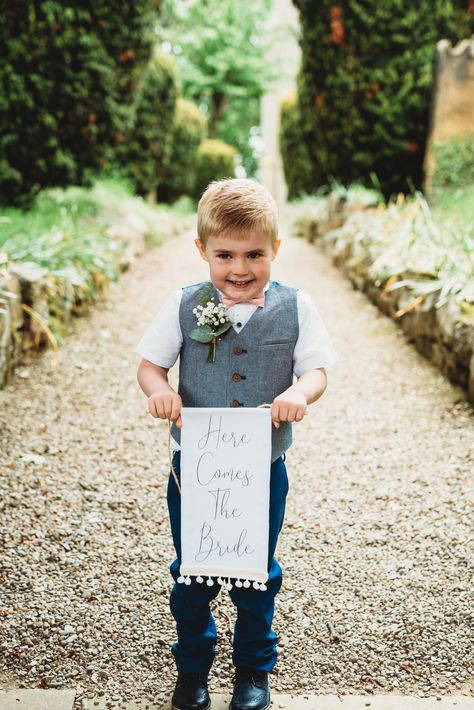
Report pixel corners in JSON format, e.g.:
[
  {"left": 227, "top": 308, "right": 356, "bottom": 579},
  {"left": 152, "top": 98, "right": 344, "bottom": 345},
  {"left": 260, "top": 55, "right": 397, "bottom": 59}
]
[
  {"left": 116, "top": 47, "right": 178, "bottom": 196},
  {"left": 292, "top": 1, "right": 474, "bottom": 197},
  {"left": 158, "top": 98, "right": 207, "bottom": 203},
  {"left": 280, "top": 93, "right": 314, "bottom": 200},
  {"left": 0, "top": 2, "right": 159, "bottom": 206},
  {"left": 193, "top": 139, "right": 237, "bottom": 202}
]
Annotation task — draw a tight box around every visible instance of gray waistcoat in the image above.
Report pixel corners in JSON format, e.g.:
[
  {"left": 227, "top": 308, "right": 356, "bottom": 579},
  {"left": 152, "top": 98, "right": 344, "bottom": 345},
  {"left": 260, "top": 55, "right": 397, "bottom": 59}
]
[{"left": 171, "top": 280, "right": 299, "bottom": 462}]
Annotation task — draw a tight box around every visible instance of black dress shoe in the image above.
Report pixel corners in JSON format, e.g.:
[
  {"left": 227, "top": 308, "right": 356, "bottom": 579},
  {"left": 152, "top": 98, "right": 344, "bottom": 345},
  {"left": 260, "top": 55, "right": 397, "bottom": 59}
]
[
  {"left": 171, "top": 671, "right": 211, "bottom": 710},
  {"left": 229, "top": 668, "right": 270, "bottom": 710}
]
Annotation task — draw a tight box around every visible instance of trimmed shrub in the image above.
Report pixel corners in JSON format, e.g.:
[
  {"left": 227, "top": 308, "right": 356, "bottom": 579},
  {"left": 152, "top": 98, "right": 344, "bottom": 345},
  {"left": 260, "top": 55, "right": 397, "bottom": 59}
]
[
  {"left": 115, "top": 47, "right": 178, "bottom": 196},
  {"left": 0, "top": 2, "right": 159, "bottom": 207},
  {"left": 280, "top": 92, "right": 315, "bottom": 200},
  {"left": 193, "top": 139, "right": 237, "bottom": 201},
  {"left": 293, "top": 1, "right": 474, "bottom": 197},
  {"left": 159, "top": 98, "right": 207, "bottom": 203}
]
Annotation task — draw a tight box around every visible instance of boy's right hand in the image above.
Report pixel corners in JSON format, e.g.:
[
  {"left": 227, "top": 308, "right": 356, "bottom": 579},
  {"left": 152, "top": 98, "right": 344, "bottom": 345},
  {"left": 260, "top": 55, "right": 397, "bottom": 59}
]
[{"left": 147, "top": 391, "right": 183, "bottom": 428}]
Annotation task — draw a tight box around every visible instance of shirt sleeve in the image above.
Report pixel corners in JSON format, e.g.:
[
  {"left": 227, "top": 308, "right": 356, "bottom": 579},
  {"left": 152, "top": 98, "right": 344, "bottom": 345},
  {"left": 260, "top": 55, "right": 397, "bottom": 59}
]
[
  {"left": 293, "top": 289, "right": 340, "bottom": 377},
  {"left": 133, "top": 289, "right": 183, "bottom": 368}
]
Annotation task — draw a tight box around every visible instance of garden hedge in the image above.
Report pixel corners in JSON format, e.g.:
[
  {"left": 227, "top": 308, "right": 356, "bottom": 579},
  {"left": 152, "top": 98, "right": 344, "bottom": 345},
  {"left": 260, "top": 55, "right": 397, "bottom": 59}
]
[
  {"left": 193, "top": 139, "right": 237, "bottom": 201},
  {"left": 291, "top": 1, "right": 474, "bottom": 197},
  {"left": 0, "top": 2, "right": 160, "bottom": 206},
  {"left": 116, "top": 47, "right": 178, "bottom": 196},
  {"left": 280, "top": 92, "right": 315, "bottom": 200},
  {"left": 159, "top": 98, "right": 207, "bottom": 203}
]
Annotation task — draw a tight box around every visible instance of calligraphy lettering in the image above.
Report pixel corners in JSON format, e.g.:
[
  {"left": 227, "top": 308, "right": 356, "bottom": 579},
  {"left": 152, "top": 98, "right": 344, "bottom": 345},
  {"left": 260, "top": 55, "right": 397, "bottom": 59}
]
[{"left": 194, "top": 522, "right": 255, "bottom": 562}]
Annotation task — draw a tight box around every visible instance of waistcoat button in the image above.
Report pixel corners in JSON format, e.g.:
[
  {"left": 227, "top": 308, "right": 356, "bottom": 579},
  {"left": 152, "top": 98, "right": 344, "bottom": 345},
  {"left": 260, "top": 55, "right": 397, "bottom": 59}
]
[
  {"left": 233, "top": 346, "right": 243, "bottom": 355},
  {"left": 230, "top": 399, "right": 240, "bottom": 407},
  {"left": 232, "top": 373, "right": 241, "bottom": 382}
]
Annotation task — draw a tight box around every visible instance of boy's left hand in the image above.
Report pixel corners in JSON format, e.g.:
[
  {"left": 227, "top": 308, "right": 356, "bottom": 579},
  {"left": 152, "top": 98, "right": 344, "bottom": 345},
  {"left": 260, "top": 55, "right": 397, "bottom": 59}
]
[{"left": 271, "top": 387, "right": 308, "bottom": 429}]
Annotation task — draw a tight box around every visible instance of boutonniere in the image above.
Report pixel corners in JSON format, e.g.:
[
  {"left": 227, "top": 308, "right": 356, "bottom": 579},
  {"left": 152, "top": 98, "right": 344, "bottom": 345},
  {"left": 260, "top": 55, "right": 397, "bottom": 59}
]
[{"left": 189, "top": 286, "right": 233, "bottom": 364}]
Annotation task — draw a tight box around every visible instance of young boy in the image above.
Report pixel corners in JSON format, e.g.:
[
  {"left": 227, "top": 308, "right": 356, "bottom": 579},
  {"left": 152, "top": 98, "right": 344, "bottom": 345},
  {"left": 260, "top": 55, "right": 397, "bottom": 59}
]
[{"left": 134, "top": 178, "right": 338, "bottom": 710}]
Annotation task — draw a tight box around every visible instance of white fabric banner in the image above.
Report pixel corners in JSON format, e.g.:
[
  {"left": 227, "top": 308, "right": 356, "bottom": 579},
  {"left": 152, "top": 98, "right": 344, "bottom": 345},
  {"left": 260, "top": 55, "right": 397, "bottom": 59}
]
[{"left": 178, "top": 407, "right": 272, "bottom": 589}]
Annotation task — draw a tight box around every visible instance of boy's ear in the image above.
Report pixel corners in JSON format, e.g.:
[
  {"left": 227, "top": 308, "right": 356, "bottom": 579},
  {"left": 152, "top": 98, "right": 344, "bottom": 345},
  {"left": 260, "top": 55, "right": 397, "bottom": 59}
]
[
  {"left": 195, "top": 238, "right": 209, "bottom": 261},
  {"left": 272, "top": 239, "right": 281, "bottom": 259}
]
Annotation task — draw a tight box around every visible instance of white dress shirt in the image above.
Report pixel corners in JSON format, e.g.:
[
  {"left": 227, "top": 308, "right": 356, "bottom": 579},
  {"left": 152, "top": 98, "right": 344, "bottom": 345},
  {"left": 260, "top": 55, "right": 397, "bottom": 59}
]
[{"left": 134, "top": 281, "right": 339, "bottom": 376}]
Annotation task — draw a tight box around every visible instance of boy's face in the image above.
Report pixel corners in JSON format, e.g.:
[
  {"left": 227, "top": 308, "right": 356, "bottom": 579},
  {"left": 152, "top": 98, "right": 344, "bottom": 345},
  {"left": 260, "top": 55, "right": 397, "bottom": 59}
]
[{"left": 195, "top": 231, "right": 281, "bottom": 301}]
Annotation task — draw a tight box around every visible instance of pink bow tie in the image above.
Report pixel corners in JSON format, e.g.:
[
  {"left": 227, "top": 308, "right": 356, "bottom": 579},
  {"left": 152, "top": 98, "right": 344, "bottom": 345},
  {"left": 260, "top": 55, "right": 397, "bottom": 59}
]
[{"left": 221, "top": 292, "right": 265, "bottom": 309}]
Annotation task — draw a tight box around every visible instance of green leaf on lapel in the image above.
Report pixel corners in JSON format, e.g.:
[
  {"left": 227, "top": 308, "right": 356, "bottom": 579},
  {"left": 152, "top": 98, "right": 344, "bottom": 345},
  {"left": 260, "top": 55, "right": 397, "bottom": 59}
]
[{"left": 189, "top": 325, "right": 214, "bottom": 343}]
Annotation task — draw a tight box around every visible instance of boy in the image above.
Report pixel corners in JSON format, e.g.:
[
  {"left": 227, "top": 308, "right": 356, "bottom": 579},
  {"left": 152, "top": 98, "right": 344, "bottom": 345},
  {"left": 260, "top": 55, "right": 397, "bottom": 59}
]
[{"left": 135, "top": 178, "right": 338, "bottom": 710}]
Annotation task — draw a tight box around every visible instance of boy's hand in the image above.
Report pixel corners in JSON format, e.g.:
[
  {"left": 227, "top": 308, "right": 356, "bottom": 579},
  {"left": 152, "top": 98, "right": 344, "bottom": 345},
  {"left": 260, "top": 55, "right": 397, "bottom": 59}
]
[
  {"left": 148, "top": 391, "right": 183, "bottom": 429},
  {"left": 271, "top": 387, "right": 308, "bottom": 429}
]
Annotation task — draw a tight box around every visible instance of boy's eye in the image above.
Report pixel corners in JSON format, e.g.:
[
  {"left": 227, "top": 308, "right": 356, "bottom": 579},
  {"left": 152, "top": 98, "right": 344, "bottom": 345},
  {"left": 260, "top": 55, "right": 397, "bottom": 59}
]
[
  {"left": 217, "top": 253, "right": 231, "bottom": 259},
  {"left": 248, "top": 252, "right": 263, "bottom": 259}
]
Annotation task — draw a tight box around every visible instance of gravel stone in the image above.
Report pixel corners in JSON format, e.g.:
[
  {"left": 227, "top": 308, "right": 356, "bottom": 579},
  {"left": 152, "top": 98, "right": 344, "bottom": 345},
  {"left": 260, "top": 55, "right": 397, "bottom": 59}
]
[{"left": 0, "top": 228, "right": 473, "bottom": 708}]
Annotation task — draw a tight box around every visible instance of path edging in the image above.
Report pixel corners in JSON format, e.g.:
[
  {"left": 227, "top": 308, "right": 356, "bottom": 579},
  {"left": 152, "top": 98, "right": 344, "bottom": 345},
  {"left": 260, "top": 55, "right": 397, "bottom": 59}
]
[{"left": 291, "top": 196, "right": 474, "bottom": 404}]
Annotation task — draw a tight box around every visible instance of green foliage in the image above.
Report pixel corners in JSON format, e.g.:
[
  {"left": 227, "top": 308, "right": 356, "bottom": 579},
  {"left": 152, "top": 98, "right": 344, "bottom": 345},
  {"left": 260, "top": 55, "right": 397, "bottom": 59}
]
[
  {"left": 326, "top": 178, "right": 385, "bottom": 208},
  {"left": 280, "top": 92, "right": 316, "bottom": 200},
  {"left": 431, "top": 185, "right": 474, "bottom": 231},
  {"left": 367, "top": 195, "right": 474, "bottom": 307},
  {"left": 289, "top": 190, "right": 474, "bottom": 306},
  {"left": 159, "top": 98, "right": 207, "bottom": 203},
  {"left": 0, "top": 178, "right": 193, "bottom": 339},
  {"left": 431, "top": 135, "right": 474, "bottom": 190},
  {"left": 0, "top": 2, "right": 159, "bottom": 206},
  {"left": 193, "top": 139, "right": 237, "bottom": 201},
  {"left": 157, "top": 0, "right": 273, "bottom": 176},
  {"left": 115, "top": 47, "right": 178, "bottom": 196},
  {"left": 293, "top": 0, "right": 474, "bottom": 197}
]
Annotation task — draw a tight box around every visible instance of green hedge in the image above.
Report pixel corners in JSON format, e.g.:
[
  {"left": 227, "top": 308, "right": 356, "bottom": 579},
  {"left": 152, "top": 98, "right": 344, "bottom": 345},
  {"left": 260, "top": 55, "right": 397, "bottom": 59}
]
[
  {"left": 193, "top": 139, "right": 237, "bottom": 201},
  {"left": 115, "top": 47, "right": 178, "bottom": 196},
  {"left": 0, "top": 2, "right": 159, "bottom": 206},
  {"left": 159, "top": 98, "right": 207, "bottom": 203},
  {"left": 292, "top": 0, "right": 474, "bottom": 197},
  {"left": 280, "top": 92, "right": 315, "bottom": 200}
]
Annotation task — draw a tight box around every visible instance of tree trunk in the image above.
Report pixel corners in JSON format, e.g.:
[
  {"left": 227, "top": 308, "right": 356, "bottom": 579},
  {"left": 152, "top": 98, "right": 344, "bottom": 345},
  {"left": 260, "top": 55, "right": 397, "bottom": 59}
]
[{"left": 209, "top": 91, "right": 227, "bottom": 137}]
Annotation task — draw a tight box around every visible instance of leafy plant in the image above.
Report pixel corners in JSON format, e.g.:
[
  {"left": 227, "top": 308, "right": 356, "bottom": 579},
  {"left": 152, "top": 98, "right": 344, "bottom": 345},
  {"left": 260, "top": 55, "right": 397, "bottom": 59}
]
[
  {"left": 0, "top": 1, "right": 160, "bottom": 206},
  {"left": 157, "top": 0, "right": 273, "bottom": 176},
  {"left": 292, "top": 0, "right": 474, "bottom": 196},
  {"left": 431, "top": 136, "right": 474, "bottom": 190}
]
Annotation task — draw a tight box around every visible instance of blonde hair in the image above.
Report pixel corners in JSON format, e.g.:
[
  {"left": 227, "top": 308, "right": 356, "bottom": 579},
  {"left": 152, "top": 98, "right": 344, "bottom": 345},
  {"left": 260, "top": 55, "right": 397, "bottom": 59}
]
[{"left": 197, "top": 178, "right": 279, "bottom": 246}]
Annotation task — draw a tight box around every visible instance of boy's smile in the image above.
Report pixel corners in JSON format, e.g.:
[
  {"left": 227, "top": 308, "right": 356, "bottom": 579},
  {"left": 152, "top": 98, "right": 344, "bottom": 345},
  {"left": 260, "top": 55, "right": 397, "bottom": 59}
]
[{"left": 195, "top": 232, "right": 281, "bottom": 302}]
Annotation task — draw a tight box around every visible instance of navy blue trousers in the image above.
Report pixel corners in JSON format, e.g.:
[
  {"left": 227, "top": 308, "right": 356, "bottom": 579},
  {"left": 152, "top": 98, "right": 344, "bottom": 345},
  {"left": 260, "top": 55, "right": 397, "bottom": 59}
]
[{"left": 166, "top": 450, "right": 289, "bottom": 673}]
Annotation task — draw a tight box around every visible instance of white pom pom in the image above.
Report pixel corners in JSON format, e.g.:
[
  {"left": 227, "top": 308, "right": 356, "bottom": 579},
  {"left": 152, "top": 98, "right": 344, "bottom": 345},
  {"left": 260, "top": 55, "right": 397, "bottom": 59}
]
[
  {"left": 196, "top": 576, "right": 204, "bottom": 584},
  {"left": 253, "top": 581, "right": 260, "bottom": 590},
  {"left": 217, "top": 577, "right": 224, "bottom": 585},
  {"left": 260, "top": 583, "right": 267, "bottom": 591},
  {"left": 243, "top": 579, "right": 250, "bottom": 588},
  {"left": 226, "top": 582, "right": 233, "bottom": 591},
  {"left": 177, "top": 576, "right": 185, "bottom": 584},
  {"left": 235, "top": 579, "right": 243, "bottom": 588},
  {"left": 184, "top": 576, "right": 191, "bottom": 585},
  {"left": 206, "top": 577, "right": 214, "bottom": 586}
]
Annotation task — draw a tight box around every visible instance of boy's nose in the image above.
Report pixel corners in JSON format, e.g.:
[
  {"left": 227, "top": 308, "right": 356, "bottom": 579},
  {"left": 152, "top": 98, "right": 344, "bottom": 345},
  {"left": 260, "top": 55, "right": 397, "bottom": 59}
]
[{"left": 232, "top": 260, "right": 249, "bottom": 275}]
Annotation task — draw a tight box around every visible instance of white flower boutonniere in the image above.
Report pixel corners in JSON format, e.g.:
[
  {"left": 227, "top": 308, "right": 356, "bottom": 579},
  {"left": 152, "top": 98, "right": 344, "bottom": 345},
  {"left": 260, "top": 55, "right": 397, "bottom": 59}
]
[{"left": 189, "top": 287, "right": 233, "bottom": 364}]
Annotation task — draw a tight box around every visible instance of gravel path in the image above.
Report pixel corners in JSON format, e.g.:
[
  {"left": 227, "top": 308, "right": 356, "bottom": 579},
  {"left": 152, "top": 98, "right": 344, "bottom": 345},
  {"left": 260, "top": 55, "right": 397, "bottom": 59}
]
[{"left": 1, "top": 226, "right": 473, "bottom": 708}]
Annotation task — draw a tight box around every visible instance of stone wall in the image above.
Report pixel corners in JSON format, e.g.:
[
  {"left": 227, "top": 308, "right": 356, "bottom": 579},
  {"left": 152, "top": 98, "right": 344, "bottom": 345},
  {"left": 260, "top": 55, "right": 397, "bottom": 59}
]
[
  {"left": 292, "top": 199, "right": 474, "bottom": 404},
  {"left": 424, "top": 35, "right": 474, "bottom": 193}
]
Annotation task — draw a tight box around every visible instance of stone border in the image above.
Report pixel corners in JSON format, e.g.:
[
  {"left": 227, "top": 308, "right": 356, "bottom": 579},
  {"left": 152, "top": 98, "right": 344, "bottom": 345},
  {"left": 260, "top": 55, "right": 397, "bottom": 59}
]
[{"left": 290, "top": 196, "right": 474, "bottom": 404}]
